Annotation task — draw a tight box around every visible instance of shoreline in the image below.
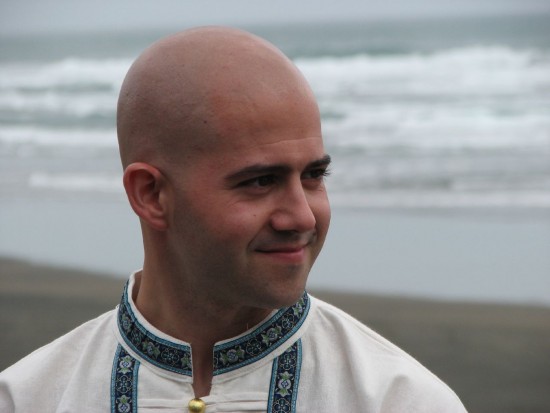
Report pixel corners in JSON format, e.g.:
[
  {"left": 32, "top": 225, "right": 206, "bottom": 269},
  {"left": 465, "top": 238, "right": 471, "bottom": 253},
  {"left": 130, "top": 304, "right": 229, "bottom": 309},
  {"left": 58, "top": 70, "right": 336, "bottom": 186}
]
[
  {"left": 2, "top": 200, "right": 549, "bottom": 306},
  {"left": 1, "top": 256, "right": 549, "bottom": 412},
  {"left": 3, "top": 251, "right": 549, "bottom": 308}
]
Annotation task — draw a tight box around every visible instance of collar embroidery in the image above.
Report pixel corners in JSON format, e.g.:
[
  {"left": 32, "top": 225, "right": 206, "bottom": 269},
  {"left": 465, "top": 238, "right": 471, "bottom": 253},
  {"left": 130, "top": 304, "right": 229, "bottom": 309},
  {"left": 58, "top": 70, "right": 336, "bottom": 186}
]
[
  {"left": 117, "top": 281, "right": 310, "bottom": 376},
  {"left": 117, "top": 283, "right": 192, "bottom": 376},
  {"left": 213, "top": 293, "right": 309, "bottom": 375},
  {"left": 110, "top": 341, "right": 302, "bottom": 413}
]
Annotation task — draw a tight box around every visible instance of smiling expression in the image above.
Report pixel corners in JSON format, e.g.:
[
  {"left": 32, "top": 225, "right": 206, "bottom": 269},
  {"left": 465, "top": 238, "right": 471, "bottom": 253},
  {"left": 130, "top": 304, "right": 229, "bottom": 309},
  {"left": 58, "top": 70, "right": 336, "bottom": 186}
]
[
  {"left": 120, "top": 28, "right": 332, "bottom": 312},
  {"left": 162, "top": 76, "right": 331, "bottom": 311}
]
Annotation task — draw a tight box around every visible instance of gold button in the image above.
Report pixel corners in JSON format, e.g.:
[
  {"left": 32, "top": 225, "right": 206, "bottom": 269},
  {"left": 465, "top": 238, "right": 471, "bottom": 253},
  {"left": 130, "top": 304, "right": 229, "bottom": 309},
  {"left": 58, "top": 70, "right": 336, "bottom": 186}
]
[{"left": 188, "top": 398, "right": 206, "bottom": 413}]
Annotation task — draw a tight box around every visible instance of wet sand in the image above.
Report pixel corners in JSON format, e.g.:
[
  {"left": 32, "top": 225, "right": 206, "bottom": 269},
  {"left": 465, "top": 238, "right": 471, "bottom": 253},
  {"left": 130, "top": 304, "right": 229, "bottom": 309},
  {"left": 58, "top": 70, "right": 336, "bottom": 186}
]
[{"left": 1, "top": 256, "right": 549, "bottom": 412}]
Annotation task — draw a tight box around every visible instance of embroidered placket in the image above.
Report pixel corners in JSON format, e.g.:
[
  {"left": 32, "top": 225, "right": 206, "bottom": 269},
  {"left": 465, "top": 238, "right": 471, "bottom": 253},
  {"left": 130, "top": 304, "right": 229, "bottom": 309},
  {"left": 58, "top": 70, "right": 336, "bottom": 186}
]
[
  {"left": 110, "top": 341, "right": 303, "bottom": 412},
  {"left": 113, "top": 279, "right": 308, "bottom": 412},
  {"left": 268, "top": 340, "right": 302, "bottom": 413},
  {"left": 111, "top": 345, "right": 139, "bottom": 413}
]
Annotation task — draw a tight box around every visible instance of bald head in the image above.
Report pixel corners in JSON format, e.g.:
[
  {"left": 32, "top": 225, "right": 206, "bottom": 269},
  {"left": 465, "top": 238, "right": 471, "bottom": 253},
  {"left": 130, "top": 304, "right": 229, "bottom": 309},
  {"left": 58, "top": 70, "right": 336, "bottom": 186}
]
[
  {"left": 118, "top": 27, "right": 329, "bottom": 316},
  {"left": 117, "top": 26, "right": 319, "bottom": 169}
]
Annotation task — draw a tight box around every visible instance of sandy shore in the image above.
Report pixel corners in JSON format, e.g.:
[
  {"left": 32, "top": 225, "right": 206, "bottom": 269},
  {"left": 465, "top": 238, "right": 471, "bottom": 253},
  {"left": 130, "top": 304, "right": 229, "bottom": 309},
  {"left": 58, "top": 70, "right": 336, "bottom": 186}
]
[{"left": 1, "top": 257, "right": 549, "bottom": 412}]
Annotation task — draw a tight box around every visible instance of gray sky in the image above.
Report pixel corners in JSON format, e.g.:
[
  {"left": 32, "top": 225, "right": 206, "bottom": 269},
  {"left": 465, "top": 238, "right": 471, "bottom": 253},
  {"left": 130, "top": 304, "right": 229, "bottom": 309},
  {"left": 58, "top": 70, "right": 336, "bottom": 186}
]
[{"left": 2, "top": 0, "right": 550, "bottom": 34}]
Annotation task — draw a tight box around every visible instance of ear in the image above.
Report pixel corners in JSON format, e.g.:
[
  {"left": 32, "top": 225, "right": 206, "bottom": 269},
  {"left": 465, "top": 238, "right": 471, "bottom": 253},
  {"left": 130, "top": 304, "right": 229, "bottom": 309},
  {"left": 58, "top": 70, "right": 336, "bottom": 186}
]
[{"left": 123, "top": 162, "right": 169, "bottom": 231}]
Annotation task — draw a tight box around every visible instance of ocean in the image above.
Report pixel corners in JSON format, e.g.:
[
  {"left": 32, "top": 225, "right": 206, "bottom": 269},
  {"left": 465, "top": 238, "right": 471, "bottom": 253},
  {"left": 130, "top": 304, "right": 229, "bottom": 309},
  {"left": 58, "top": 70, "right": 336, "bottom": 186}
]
[{"left": 1, "top": 14, "right": 549, "bottom": 305}]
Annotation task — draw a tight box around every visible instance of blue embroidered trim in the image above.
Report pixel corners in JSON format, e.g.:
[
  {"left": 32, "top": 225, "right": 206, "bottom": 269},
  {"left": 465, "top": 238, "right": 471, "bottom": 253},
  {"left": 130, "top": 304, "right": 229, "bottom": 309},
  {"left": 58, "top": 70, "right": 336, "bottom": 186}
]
[
  {"left": 111, "top": 344, "right": 140, "bottom": 413},
  {"left": 117, "top": 280, "right": 309, "bottom": 376},
  {"left": 213, "top": 293, "right": 309, "bottom": 375},
  {"left": 117, "top": 283, "right": 193, "bottom": 376},
  {"left": 267, "top": 340, "right": 302, "bottom": 413}
]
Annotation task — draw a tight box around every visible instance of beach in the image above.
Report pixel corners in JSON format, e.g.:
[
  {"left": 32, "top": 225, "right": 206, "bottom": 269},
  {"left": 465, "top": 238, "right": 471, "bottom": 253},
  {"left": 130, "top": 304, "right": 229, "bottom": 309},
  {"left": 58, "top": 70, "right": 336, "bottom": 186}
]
[
  {"left": 1, "top": 14, "right": 550, "bottom": 412},
  {"left": 1, "top": 256, "right": 549, "bottom": 413}
]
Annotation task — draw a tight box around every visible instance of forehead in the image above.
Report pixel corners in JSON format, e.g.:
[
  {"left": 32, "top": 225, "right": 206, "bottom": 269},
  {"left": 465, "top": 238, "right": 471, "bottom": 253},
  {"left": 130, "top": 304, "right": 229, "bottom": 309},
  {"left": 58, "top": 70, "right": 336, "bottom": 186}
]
[
  {"left": 161, "top": 88, "right": 324, "bottom": 186},
  {"left": 210, "top": 82, "right": 319, "bottom": 138},
  {"left": 184, "top": 76, "right": 323, "bottom": 164},
  {"left": 224, "top": 135, "right": 326, "bottom": 167}
]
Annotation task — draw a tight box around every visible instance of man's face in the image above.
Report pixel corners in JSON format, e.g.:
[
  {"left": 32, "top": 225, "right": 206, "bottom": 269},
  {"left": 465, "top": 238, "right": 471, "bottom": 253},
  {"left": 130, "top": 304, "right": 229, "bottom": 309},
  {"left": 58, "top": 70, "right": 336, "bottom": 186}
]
[{"left": 164, "top": 87, "right": 331, "bottom": 311}]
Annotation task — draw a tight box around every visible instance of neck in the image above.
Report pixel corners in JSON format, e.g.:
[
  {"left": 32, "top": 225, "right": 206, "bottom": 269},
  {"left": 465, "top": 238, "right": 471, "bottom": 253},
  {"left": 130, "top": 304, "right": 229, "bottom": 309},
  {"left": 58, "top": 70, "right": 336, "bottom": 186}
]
[{"left": 133, "top": 267, "right": 273, "bottom": 397}]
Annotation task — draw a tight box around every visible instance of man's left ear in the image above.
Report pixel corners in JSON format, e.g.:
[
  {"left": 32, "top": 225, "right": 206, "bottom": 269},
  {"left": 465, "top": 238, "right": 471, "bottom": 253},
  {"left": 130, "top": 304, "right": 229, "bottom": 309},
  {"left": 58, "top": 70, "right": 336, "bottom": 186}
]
[{"left": 122, "top": 162, "right": 169, "bottom": 231}]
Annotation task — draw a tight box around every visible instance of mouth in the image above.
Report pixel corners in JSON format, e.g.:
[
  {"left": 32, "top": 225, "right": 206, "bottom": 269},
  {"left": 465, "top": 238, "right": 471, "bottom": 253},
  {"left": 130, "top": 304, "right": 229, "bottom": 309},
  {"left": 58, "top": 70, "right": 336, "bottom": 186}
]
[{"left": 255, "top": 244, "right": 309, "bottom": 264}]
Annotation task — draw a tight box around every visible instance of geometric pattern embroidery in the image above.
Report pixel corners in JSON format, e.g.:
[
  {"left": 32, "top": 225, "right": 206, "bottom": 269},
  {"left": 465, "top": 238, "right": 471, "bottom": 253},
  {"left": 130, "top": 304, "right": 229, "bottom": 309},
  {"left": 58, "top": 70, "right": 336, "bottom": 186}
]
[
  {"left": 117, "top": 283, "right": 193, "bottom": 376},
  {"left": 117, "top": 279, "right": 310, "bottom": 377},
  {"left": 213, "top": 293, "right": 309, "bottom": 375},
  {"left": 267, "top": 340, "right": 302, "bottom": 413},
  {"left": 111, "top": 345, "right": 140, "bottom": 413},
  {"left": 109, "top": 341, "right": 304, "bottom": 413}
]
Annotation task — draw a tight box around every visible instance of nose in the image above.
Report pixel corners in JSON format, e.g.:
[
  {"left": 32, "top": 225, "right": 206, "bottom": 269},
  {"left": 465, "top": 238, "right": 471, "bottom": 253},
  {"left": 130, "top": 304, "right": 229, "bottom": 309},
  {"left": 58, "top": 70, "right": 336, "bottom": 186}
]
[{"left": 270, "top": 180, "right": 316, "bottom": 233}]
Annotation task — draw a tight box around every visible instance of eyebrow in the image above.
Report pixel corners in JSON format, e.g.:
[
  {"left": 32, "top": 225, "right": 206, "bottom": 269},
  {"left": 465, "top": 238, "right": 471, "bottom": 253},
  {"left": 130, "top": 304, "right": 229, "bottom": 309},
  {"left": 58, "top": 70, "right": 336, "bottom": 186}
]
[{"left": 225, "top": 154, "right": 332, "bottom": 182}]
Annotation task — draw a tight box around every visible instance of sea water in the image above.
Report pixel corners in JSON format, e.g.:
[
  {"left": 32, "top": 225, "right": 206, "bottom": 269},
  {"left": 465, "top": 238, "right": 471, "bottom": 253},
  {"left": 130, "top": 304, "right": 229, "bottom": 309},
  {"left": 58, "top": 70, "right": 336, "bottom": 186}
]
[{"left": 1, "top": 15, "right": 549, "bottom": 304}]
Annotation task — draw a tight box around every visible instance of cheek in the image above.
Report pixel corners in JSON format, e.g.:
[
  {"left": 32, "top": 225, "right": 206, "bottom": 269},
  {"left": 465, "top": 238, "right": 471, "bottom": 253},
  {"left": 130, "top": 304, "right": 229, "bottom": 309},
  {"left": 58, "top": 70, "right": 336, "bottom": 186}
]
[
  {"left": 226, "top": 204, "right": 269, "bottom": 236},
  {"left": 195, "top": 199, "right": 269, "bottom": 245}
]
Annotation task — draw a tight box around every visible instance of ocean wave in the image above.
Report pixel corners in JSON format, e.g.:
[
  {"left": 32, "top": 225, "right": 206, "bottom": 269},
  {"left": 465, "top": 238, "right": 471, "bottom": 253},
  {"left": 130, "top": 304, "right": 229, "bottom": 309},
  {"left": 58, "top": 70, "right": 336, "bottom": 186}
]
[
  {"left": 1, "top": 45, "right": 549, "bottom": 208},
  {"left": 322, "top": 108, "right": 550, "bottom": 151},
  {"left": 296, "top": 45, "right": 550, "bottom": 96},
  {"left": 0, "top": 58, "right": 126, "bottom": 120},
  {"left": 1, "top": 45, "right": 548, "bottom": 135},
  {"left": 2, "top": 45, "right": 547, "bottom": 102},
  {"left": 0, "top": 57, "right": 131, "bottom": 90},
  {"left": 297, "top": 45, "right": 550, "bottom": 152},
  {"left": 0, "top": 89, "right": 115, "bottom": 116}
]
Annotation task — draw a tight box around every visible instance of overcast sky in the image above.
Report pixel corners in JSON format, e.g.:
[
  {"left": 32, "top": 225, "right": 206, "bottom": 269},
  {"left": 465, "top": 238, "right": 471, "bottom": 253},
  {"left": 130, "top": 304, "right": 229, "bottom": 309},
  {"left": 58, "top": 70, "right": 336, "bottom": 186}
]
[{"left": 2, "top": 0, "right": 550, "bottom": 34}]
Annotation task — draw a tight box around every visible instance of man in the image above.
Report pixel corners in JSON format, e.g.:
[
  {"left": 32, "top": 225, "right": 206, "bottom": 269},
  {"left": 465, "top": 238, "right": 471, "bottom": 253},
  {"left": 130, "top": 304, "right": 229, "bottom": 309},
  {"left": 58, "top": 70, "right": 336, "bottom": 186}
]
[{"left": 0, "top": 27, "right": 467, "bottom": 412}]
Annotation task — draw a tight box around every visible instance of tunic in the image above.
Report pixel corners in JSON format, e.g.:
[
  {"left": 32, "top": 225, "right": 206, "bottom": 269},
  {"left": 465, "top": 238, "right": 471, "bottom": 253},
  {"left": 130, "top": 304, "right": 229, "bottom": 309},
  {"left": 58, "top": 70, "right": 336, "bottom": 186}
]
[{"left": 0, "top": 273, "right": 467, "bottom": 412}]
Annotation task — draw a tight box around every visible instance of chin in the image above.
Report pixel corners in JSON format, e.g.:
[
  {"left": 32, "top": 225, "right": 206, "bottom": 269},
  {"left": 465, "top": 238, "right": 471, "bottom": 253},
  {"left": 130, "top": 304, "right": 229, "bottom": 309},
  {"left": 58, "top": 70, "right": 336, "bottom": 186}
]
[{"left": 265, "top": 281, "right": 307, "bottom": 309}]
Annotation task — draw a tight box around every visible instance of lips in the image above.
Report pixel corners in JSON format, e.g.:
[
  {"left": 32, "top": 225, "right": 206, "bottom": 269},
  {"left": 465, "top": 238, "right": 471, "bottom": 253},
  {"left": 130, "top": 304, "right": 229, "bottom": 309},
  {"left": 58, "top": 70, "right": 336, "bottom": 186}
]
[
  {"left": 258, "top": 245, "right": 306, "bottom": 253},
  {"left": 255, "top": 243, "right": 309, "bottom": 264},
  {"left": 253, "top": 231, "right": 317, "bottom": 263}
]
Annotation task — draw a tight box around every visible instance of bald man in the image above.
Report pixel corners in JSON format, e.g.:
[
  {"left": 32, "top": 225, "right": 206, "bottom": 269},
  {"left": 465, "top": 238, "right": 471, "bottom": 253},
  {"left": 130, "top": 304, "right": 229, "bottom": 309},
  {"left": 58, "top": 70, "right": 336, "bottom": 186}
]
[{"left": 0, "top": 27, "right": 467, "bottom": 412}]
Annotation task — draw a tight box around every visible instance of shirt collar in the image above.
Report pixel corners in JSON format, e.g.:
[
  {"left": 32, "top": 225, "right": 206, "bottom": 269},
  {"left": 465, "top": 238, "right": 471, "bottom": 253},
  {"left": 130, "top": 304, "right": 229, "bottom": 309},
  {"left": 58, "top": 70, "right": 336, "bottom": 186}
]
[{"left": 116, "top": 276, "right": 310, "bottom": 377}]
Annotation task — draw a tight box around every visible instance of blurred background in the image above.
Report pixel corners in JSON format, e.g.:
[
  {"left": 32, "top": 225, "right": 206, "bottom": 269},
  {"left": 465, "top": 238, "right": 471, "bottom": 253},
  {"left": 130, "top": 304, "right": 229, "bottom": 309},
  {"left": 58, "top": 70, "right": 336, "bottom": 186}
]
[
  {"left": 1, "top": 0, "right": 549, "bottom": 304},
  {"left": 1, "top": 1, "right": 550, "bottom": 412}
]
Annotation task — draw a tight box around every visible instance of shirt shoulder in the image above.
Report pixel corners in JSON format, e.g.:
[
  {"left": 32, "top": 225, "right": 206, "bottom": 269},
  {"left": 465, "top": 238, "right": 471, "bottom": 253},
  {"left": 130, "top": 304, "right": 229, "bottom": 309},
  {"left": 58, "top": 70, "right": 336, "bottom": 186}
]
[
  {"left": 302, "top": 295, "right": 467, "bottom": 412},
  {"left": 0, "top": 309, "right": 117, "bottom": 413}
]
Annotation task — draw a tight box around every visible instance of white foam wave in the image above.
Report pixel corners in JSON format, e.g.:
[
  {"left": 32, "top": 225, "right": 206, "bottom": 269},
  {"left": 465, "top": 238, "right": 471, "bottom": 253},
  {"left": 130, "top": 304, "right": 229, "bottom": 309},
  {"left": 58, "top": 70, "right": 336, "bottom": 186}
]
[
  {"left": 2, "top": 46, "right": 549, "bottom": 208},
  {"left": 0, "top": 58, "right": 131, "bottom": 91},
  {"left": 0, "top": 58, "right": 128, "bottom": 117},
  {"left": 1, "top": 46, "right": 548, "bottom": 153},
  {"left": 322, "top": 109, "right": 550, "bottom": 151},
  {"left": 295, "top": 45, "right": 550, "bottom": 152},
  {"left": 296, "top": 46, "right": 550, "bottom": 96},
  {"left": 0, "top": 90, "right": 115, "bottom": 116}
]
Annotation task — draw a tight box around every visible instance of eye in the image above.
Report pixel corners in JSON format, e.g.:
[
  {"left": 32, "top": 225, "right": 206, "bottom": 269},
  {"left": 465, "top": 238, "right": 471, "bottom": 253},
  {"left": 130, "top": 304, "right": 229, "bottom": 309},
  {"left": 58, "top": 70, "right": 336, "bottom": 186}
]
[
  {"left": 303, "top": 167, "right": 331, "bottom": 180},
  {"left": 239, "top": 175, "right": 277, "bottom": 188}
]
